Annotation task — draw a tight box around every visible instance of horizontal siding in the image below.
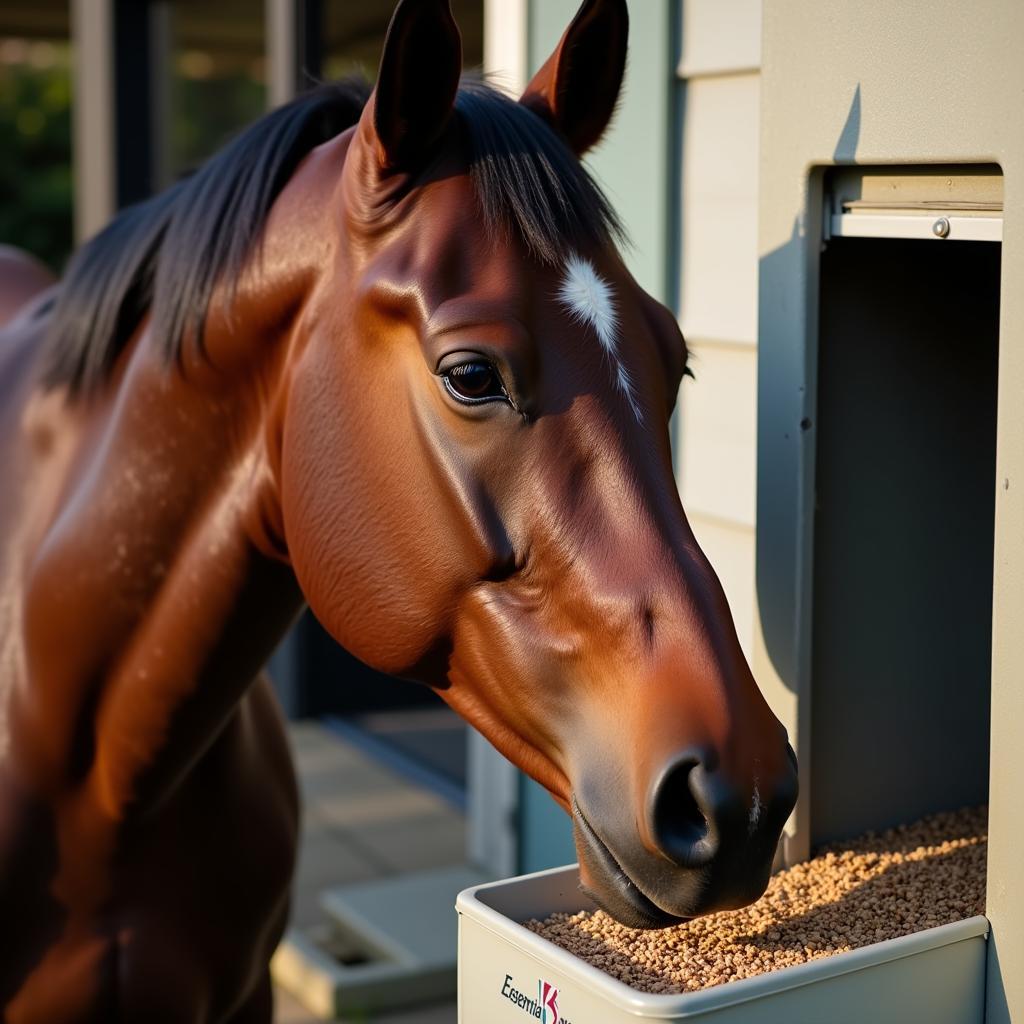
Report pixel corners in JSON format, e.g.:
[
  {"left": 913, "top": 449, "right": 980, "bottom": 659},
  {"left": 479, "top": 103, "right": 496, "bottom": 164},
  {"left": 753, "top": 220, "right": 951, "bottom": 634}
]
[
  {"left": 686, "top": 513, "right": 756, "bottom": 660},
  {"left": 677, "top": 0, "right": 762, "bottom": 78},
  {"left": 674, "top": 0, "right": 763, "bottom": 665},
  {"left": 677, "top": 340, "right": 758, "bottom": 527},
  {"left": 677, "top": 72, "right": 761, "bottom": 347}
]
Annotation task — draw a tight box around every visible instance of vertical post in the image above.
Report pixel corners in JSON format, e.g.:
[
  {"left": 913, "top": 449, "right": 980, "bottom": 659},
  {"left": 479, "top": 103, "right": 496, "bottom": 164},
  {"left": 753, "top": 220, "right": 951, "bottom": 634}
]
[
  {"left": 296, "top": 0, "right": 323, "bottom": 91},
  {"left": 147, "top": 1, "right": 173, "bottom": 194},
  {"left": 266, "top": 0, "right": 298, "bottom": 108},
  {"left": 484, "top": 0, "right": 527, "bottom": 96},
  {"left": 71, "top": 0, "right": 172, "bottom": 241},
  {"left": 467, "top": 732, "right": 519, "bottom": 875},
  {"left": 112, "top": 0, "right": 158, "bottom": 207},
  {"left": 266, "top": 0, "right": 322, "bottom": 109},
  {"left": 71, "top": 0, "right": 116, "bottom": 242},
  {"left": 465, "top": 0, "right": 532, "bottom": 877},
  {"left": 988, "top": 207, "right": 1024, "bottom": 1023}
]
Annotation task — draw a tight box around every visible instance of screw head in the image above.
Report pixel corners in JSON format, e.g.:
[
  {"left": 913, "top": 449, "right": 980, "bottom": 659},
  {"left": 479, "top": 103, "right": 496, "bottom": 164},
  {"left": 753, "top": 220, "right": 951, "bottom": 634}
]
[{"left": 932, "top": 217, "right": 951, "bottom": 238}]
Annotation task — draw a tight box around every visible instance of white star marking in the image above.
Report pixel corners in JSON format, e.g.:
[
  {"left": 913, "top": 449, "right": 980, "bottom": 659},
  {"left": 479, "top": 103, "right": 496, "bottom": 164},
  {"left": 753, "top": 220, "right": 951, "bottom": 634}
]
[{"left": 557, "top": 254, "right": 642, "bottom": 422}]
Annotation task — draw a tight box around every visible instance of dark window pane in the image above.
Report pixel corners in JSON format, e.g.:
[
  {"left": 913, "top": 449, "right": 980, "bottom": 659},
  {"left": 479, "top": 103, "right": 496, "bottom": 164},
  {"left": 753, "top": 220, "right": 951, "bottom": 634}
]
[
  {"left": 162, "top": 0, "right": 266, "bottom": 181},
  {"left": 322, "top": 0, "right": 483, "bottom": 82}
]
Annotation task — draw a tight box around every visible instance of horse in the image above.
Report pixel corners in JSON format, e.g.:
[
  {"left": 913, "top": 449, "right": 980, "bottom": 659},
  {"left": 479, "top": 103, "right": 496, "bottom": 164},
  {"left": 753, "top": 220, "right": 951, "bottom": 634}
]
[{"left": 0, "top": 0, "right": 797, "bottom": 1019}]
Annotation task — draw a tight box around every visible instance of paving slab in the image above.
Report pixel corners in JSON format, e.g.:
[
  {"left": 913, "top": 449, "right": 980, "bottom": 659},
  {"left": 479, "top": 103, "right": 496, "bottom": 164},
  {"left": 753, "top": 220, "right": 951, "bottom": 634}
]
[
  {"left": 290, "top": 828, "right": 384, "bottom": 930},
  {"left": 273, "top": 721, "right": 470, "bottom": 1020},
  {"left": 275, "top": 986, "right": 456, "bottom": 1024}
]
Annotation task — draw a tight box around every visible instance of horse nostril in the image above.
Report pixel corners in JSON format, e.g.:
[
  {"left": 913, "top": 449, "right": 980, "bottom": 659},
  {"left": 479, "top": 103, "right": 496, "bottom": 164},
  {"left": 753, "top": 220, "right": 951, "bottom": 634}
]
[{"left": 649, "top": 753, "right": 714, "bottom": 868}]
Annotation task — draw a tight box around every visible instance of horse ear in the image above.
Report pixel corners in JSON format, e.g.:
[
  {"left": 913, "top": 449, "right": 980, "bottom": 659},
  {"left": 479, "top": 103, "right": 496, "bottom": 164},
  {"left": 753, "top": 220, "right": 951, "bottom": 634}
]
[
  {"left": 371, "top": 0, "right": 462, "bottom": 171},
  {"left": 519, "top": 0, "right": 628, "bottom": 156}
]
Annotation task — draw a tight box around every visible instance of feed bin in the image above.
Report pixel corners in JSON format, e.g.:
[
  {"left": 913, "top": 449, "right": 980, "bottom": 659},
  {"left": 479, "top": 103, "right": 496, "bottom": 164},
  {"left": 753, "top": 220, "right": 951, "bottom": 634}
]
[{"left": 456, "top": 865, "right": 988, "bottom": 1023}]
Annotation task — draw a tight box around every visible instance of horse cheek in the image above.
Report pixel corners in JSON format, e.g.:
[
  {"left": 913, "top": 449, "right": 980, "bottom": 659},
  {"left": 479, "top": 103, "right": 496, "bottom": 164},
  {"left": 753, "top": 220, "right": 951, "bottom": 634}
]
[{"left": 280, "top": 356, "right": 464, "bottom": 678}]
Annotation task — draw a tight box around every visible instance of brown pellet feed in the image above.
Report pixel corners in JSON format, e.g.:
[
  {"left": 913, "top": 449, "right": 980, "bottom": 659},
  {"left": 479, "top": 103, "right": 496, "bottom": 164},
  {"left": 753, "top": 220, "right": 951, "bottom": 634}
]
[{"left": 526, "top": 805, "right": 987, "bottom": 994}]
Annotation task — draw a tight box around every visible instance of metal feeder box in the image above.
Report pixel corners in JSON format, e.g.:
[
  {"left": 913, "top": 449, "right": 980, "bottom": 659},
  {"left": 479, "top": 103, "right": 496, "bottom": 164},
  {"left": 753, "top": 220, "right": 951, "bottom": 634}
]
[{"left": 456, "top": 865, "right": 988, "bottom": 1023}]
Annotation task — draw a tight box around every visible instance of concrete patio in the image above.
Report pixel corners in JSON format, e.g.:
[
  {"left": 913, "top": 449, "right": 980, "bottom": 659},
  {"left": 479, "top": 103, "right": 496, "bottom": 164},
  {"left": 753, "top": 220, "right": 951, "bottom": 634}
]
[{"left": 274, "top": 721, "right": 467, "bottom": 1023}]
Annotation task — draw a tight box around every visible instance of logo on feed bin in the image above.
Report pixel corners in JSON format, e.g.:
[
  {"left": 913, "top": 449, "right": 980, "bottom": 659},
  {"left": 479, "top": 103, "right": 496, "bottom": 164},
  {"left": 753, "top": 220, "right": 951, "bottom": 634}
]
[{"left": 500, "top": 973, "right": 571, "bottom": 1023}]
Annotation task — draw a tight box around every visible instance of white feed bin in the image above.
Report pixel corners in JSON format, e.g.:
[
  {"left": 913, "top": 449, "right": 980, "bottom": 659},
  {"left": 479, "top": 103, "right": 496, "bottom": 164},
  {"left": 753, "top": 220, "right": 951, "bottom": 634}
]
[{"left": 456, "top": 865, "right": 988, "bottom": 1024}]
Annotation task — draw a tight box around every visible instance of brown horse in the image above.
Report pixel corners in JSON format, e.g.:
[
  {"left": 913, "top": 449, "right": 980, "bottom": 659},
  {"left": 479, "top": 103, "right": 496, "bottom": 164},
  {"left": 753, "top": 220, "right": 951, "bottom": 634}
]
[{"left": 0, "top": 0, "right": 796, "bottom": 1019}]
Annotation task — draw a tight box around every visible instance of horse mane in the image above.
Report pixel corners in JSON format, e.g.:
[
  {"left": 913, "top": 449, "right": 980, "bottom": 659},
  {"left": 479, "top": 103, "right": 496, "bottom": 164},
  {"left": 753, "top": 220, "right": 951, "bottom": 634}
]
[{"left": 43, "top": 77, "right": 622, "bottom": 398}]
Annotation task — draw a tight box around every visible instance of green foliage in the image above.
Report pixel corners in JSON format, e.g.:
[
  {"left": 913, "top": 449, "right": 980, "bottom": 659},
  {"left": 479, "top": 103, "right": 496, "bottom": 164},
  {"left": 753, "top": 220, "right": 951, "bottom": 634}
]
[
  {"left": 0, "top": 45, "right": 73, "bottom": 273},
  {"left": 170, "top": 68, "right": 265, "bottom": 179},
  {"left": 0, "top": 39, "right": 264, "bottom": 275}
]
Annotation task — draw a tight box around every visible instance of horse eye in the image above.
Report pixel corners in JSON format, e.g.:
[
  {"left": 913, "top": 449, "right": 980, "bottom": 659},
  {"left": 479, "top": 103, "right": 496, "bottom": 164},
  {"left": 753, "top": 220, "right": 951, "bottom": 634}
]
[{"left": 442, "top": 360, "right": 508, "bottom": 405}]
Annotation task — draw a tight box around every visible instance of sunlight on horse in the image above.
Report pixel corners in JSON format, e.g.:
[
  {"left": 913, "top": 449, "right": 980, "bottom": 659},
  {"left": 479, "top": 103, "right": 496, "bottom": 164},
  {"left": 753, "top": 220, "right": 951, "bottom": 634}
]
[{"left": 0, "top": 0, "right": 796, "bottom": 1019}]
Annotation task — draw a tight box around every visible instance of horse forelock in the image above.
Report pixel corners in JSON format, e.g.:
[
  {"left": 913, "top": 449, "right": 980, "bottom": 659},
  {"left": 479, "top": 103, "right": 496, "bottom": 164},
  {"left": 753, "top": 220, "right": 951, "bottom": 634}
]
[{"left": 454, "top": 78, "right": 625, "bottom": 266}]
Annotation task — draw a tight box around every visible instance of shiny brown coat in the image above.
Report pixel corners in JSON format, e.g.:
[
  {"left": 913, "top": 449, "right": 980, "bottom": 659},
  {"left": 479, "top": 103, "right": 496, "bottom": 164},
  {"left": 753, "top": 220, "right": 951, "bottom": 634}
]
[{"left": 0, "top": 1, "right": 796, "bottom": 1020}]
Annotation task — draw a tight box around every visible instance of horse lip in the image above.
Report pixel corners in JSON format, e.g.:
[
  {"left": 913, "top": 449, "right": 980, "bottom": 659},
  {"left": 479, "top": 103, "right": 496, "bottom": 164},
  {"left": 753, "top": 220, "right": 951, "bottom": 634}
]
[{"left": 571, "top": 796, "right": 686, "bottom": 929}]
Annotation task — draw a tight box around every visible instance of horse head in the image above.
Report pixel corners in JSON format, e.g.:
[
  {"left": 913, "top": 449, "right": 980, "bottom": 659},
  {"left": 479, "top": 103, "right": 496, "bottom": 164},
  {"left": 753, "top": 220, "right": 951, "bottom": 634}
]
[{"left": 282, "top": 0, "right": 797, "bottom": 928}]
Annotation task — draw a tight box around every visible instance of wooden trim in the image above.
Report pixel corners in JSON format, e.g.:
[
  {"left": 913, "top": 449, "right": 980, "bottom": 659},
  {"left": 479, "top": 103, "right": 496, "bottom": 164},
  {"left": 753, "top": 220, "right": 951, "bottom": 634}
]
[
  {"left": 484, "top": 0, "right": 528, "bottom": 96},
  {"left": 266, "top": 0, "right": 323, "bottom": 108},
  {"left": 71, "top": 0, "right": 115, "bottom": 242}
]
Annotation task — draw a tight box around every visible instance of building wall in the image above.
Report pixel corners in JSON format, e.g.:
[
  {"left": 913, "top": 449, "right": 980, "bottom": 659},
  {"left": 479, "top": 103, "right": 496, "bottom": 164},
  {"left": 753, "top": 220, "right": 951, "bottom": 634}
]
[
  {"left": 675, "top": 0, "right": 762, "bottom": 663},
  {"left": 757, "top": 4, "right": 1024, "bottom": 1016}
]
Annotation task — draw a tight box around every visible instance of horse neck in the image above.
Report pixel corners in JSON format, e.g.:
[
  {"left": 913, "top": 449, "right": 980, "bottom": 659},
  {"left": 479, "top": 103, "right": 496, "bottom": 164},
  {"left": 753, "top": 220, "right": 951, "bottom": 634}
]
[
  {"left": 16, "top": 255, "right": 316, "bottom": 823},
  {"left": 14, "top": 127, "right": 363, "bottom": 818}
]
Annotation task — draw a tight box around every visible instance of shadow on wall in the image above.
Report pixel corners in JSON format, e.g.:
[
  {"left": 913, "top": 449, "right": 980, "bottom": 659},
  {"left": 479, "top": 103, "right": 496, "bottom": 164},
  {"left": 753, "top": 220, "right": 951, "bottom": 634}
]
[
  {"left": 755, "top": 82, "right": 862, "bottom": 698},
  {"left": 833, "top": 84, "right": 861, "bottom": 163}
]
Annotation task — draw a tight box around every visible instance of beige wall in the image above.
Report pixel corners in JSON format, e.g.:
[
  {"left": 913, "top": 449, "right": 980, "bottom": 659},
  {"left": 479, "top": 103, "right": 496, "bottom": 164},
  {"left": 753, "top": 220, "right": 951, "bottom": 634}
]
[
  {"left": 675, "top": 0, "right": 762, "bottom": 663},
  {"left": 757, "top": 3, "right": 1024, "bottom": 1018}
]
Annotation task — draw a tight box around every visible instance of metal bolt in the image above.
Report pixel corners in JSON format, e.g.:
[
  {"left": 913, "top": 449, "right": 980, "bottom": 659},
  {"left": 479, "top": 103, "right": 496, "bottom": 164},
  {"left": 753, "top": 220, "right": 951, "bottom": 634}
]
[{"left": 932, "top": 217, "right": 951, "bottom": 239}]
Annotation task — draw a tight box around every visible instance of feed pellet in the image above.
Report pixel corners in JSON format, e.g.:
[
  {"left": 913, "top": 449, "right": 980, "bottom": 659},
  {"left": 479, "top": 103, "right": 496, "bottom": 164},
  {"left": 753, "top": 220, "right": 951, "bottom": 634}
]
[{"left": 526, "top": 805, "right": 986, "bottom": 994}]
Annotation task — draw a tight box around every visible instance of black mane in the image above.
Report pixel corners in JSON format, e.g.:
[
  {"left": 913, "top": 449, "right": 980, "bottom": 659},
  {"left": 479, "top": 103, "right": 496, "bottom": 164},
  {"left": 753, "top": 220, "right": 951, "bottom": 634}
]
[
  {"left": 43, "top": 77, "right": 622, "bottom": 397},
  {"left": 454, "top": 79, "right": 623, "bottom": 264}
]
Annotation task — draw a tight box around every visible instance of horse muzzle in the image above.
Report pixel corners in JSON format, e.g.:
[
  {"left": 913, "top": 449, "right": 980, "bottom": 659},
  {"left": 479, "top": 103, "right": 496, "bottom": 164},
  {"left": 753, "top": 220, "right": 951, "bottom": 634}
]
[{"left": 572, "top": 744, "right": 799, "bottom": 929}]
